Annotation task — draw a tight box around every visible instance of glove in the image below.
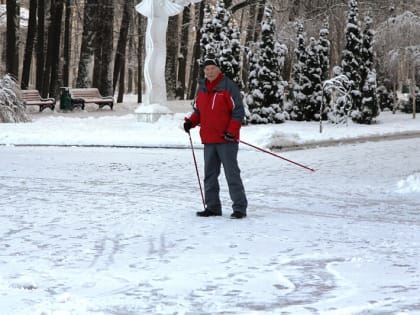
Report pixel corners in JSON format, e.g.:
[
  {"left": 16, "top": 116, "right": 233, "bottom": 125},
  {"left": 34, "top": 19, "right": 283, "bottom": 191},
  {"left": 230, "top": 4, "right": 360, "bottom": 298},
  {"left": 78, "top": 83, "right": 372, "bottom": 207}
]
[
  {"left": 223, "top": 131, "right": 236, "bottom": 142},
  {"left": 183, "top": 119, "right": 192, "bottom": 133}
]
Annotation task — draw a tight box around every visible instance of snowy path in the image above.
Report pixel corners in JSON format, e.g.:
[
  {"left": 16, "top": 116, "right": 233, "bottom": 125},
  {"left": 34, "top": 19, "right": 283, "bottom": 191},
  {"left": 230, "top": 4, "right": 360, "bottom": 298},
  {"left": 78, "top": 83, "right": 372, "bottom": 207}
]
[{"left": 0, "top": 138, "right": 419, "bottom": 315}]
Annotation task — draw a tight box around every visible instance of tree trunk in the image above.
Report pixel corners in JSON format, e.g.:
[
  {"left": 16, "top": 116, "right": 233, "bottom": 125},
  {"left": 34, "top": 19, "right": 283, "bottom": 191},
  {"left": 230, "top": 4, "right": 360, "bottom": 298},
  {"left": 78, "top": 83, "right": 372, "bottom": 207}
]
[
  {"left": 40, "top": 2, "right": 52, "bottom": 97},
  {"left": 113, "top": 0, "right": 132, "bottom": 96},
  {"left": 41, "top": 0, "right": 63, "bottom": 98},
  {"left": 127, "top": 12, "right": 136, "bottom": 94},
  {"left": 392, "top": 81, "right": 397, "bottom": 114},
  {"left": 62, "top": 0, "right": 72, "bottom": 87},
  {"left": 117, "top": 58, "right": 126, "bottom": 103},
  {"left": 412, "top": 65, "right": 416, "bottom": 119},
  {"left": 21, "top": 0, "right": 37, "bottom": 89},
  {"left": 137, "top": 13, "right": 144, "bottom": 103},
  {"left": 6, "top": 0, "right": 19, "bottom": 77},
  {"left": 76, "top": 0, "right": 97, "bottom": 88},
  {"left": 230, "top": 0, "right": 257, "bottom": 13},
  {"left": 92, "top": 0, "right": 113, "bottom": 96},
  {"left": 187, "top": 2, "right": 205, "bottom": 100},
  {"left": 48, "top": 0, "right": 64, "bottom": 98},
  {"left": 245, "top": 2, "right": 257, "bottom": 44},
  {"left": 253, "top": 0, "right": 266, "bottom": 42},
  {"left": 36, "top": 0, "right": 46, "bottom": 91},
  {"left": 176, "top": 5, "right": 190, "bottom": 100},
  {"left": 166, "top": 15, "right": 179, "bottom": 100}
]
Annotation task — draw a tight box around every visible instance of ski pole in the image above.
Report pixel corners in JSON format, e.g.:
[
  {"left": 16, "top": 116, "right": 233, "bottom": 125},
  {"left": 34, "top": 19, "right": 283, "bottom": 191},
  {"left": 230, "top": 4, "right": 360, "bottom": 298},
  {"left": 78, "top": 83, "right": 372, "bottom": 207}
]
[
  {"left": 239, "top": 140, "right": 316, "bottom": 172},
  {"left": 187, "top": 131, "right": 206, "bottom": 210}
]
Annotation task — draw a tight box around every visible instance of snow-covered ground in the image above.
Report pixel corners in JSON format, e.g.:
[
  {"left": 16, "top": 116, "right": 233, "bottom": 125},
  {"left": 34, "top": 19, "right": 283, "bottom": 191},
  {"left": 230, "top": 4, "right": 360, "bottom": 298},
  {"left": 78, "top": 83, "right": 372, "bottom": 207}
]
[
  {"left": 0, "top": 98, "right": 419, "bottom": 314},
  {"left": 0, "top": 96, "right": 419, "bottom": 150}
]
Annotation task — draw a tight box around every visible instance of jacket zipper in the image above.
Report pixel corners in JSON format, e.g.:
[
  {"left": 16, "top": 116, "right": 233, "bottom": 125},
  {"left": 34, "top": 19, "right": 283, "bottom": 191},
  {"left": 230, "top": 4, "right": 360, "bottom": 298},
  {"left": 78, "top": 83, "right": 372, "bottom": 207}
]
[{"left": 211, "top": 93, "right": 218, "bottom": 110}]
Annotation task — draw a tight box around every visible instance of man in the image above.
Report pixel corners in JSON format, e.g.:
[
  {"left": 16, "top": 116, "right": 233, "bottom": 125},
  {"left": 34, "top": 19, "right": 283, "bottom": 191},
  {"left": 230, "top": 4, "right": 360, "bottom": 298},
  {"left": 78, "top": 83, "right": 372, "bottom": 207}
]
[{"left": 184, "top": 58, "right": 248, "bottom": 219}]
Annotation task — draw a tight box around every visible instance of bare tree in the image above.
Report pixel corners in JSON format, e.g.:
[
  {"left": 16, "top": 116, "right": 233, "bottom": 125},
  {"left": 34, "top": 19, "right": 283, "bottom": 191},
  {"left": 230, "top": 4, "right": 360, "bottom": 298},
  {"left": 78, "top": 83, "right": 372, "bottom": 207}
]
[
  {"left": 375, "top": 11, "right": 420, "bottom": 87},
  {"left": 21, "top": 0, "right": 37, "bottom": 89},
  {"left": 187, "top": 2, "right": 205, "bottom": 99},
  {"left": 126, "top": 11, "right": 136, "bottom": 95},
  {"left": 92, "top": 0, "right": 113, "bottom": 96},
  {"left": 137, "top": 12, "right": 145, "bottom": 103},
  {"left": 113, "top": 0, "right": 133, "bottom": 103},
  {"left": 166, "top": 15, "right": 180, "bottom": 100},
  {"left": 36, "top": 0, "right": 46, "bottom": 91},
  {"left": 41, "top": 0, "right": 64, "bottom": 98},
  {"left": 6, "top": 0, "right": 19, "bottom": 77},
  {"left": 62, "top": 0, "right": 72, "bottom": 87},
  {"left": 76, "top": 0, "right": 97, "bottom": 88},
  {"left": 176, "top": 4, "right": 191, "bottom": 100}
]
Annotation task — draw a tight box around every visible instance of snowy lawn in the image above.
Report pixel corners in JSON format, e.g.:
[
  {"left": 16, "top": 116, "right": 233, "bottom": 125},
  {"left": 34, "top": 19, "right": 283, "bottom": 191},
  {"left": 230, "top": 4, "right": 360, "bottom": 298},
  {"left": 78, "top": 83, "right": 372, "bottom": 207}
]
[
  {"left": 0, "top": 101, "right": 419, "bottom": 314},
  {"left": 0, "top": 99, "right": 419, "bottom": 149}
]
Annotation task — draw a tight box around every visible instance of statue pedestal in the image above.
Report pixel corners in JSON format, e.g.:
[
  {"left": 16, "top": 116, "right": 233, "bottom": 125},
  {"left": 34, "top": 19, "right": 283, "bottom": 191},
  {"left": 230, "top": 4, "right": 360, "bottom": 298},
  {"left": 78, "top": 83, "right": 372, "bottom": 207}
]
[{"left": 135, "top": 104, "right": 173, "bottom": 123}]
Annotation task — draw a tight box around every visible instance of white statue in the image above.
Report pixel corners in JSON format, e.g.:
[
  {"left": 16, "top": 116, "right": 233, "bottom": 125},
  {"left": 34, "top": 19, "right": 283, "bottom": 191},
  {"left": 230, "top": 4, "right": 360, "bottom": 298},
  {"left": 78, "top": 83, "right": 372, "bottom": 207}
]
[{"left": 135, "top": 0, "right": 202, "bottom": 118}]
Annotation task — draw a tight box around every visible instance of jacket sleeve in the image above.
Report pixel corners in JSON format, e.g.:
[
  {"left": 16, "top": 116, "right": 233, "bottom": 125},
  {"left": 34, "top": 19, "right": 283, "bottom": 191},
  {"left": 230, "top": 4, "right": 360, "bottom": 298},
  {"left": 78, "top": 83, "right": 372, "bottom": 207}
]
[
  {"left": 187, "top": 95, "right": 200, "bottom": 127},
  {"left": 226, "top": 81, "right": 245, "bottom": 139},
  {"left": 226, "top": 119, "right": 242, "bottom": 140},
  {"left": 188, "top": 111, "right": 200, "bottom": 127}
]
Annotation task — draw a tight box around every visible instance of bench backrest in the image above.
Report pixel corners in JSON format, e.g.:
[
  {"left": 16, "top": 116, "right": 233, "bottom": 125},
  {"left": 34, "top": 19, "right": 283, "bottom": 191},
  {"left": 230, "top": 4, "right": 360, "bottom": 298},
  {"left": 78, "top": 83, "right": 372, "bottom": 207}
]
[
  {"left": 21, "top": 90, "right": 42, "bottom": 100},
  {"left": 70, "top": 88, "right": 102, "bottom": 98}
]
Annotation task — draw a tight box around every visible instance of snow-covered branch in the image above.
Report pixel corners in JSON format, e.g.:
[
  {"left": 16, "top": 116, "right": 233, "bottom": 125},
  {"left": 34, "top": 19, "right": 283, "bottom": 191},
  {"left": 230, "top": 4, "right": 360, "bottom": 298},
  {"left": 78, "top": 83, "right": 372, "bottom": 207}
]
[{"left": 0, "top": 74, "right": 30, "bottom": 123}]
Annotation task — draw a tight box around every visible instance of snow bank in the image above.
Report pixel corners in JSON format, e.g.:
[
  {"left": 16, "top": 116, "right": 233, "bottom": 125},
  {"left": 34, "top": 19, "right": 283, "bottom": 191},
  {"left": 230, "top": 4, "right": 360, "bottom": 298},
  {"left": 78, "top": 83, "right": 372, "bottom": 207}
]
[{"left": 0, "top": 98, "right": 419, "bottom": 150}]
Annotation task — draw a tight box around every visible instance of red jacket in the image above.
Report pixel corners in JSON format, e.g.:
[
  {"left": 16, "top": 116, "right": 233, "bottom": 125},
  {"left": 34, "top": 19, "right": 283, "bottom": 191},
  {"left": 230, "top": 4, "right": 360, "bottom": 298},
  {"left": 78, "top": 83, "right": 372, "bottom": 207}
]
[{"left": 189, "top": 74, "right": 244, "bottom": 144}]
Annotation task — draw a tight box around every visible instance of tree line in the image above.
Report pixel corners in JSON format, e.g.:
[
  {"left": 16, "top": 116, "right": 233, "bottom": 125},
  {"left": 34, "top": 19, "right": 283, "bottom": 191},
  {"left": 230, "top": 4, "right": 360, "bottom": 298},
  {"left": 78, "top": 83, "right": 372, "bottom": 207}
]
[{"left": 1, "top": 0, "right": 420, "bottom": 123}]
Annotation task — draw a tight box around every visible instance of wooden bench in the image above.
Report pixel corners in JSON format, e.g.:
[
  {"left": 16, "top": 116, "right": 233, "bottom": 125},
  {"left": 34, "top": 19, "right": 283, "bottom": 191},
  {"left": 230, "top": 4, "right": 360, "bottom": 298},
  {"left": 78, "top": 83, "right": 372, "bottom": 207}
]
[
  {"left": 21, "top": 89, "right": 56, "bottom": 112},
  {"left": 69, "top": 88, "right": 114, "bottom": 110}
]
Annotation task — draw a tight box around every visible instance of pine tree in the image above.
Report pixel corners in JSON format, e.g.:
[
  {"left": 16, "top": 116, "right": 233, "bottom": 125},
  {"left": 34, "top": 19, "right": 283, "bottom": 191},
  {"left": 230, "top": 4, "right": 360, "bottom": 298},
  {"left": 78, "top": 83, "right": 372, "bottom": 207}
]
[
  {"left": 341, "top": 0, "right": 362, "bottom": 112},
  {"left": 220, "top": 22, "right": 241, "bottom": 86},
  {"left": 200, "top": 3, "right": 223, "bottom": 62},
  {"left": 360, "top": 16, "right": 374, "bottom": 85},
  {"left": 290, "top": 22, "right": 309, "bottom": 121},
  {"left": 352, "top": 15, "right": 379, "bottom": 124},
  {"left": 377, "top": 83, "right": 393, "bottom": 111},
  {"left": 318, "top": 19, "right": 331, "bottom": 118},
  {"left": 318, "top": 19, "right": 330, "bottom": 82},
  {"left": 199, "top": 1, "right": 241, "bottom": 84},
  {"left": 245, "top": 4, "right": 287, "bottom": 124},
  {"left": 304, "top": 37, "right": 323, "bottom": 121},
  {"left": 245, "top": 45, "right": 264, "bottom": 123}
]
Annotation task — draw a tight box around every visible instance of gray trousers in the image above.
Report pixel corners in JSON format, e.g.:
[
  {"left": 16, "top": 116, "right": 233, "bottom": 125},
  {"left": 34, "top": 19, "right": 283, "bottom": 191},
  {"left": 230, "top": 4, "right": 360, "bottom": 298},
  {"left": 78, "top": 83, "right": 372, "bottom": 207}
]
[{"left": 203, "top": 143, "right": 247, "bottom": 214}]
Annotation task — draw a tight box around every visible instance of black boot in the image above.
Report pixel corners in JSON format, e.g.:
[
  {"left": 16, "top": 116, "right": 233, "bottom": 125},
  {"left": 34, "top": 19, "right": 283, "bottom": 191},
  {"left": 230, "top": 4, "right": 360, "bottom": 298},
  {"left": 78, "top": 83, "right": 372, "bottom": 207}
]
[
  {"left": 196, "top": 209, "right": 222, "bottom": 217},
  {"left": 230, "top": 211, "right": 246, "bottom": 219}
]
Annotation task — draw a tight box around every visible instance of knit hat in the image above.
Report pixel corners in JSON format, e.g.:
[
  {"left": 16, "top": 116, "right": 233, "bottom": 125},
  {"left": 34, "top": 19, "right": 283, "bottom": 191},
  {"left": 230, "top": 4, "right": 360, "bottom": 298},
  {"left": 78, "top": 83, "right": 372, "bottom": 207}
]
[{"left": 203, "top": 58, "right": 220, "bottom": 68}]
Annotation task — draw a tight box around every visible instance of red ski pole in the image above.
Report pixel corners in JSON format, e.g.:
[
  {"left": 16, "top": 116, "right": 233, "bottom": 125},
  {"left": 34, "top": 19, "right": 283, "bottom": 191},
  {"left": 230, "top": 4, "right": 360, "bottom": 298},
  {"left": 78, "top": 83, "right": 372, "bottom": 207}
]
[
  {"left": 239, "top": 140, "right": 316, "bottom": 172},
  {"left": 188, "top": 131, "right": 206, "bottom": 210}
]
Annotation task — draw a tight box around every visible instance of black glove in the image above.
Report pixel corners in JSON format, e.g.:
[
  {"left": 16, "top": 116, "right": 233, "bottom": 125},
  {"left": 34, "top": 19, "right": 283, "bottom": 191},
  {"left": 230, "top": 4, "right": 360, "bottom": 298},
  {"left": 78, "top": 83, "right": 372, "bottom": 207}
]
[
  {"left": 183, "top": 119, "right": 192, "bottom": 133},
  {"left": 223, "top": 131, "right": 236, "bottom": 142}
]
